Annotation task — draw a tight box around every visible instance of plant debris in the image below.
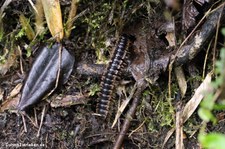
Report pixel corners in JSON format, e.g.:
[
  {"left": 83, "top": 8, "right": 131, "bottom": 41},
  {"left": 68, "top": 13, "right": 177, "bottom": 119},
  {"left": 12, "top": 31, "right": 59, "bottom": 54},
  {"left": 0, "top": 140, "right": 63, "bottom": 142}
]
[
  {"left": 17, "top": 43, "right": 75, "bottom": 111},
  {"left": 1, "top": 1, "right": 225, "bottom": 149}
]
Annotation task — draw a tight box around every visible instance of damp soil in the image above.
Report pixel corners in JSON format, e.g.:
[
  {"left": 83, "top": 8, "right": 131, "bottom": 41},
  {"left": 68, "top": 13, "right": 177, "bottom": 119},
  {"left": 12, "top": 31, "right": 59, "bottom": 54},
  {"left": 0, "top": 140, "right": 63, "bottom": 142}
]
[{"left": 0, "top": 1, "right": 225, "bottom": 149}]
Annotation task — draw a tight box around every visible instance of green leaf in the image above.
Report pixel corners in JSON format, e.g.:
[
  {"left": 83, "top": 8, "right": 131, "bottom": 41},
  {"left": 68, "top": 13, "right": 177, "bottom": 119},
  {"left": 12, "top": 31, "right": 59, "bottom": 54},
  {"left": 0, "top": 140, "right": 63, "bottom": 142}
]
[
  {"left": 220, "top": 48, "right": 225, "bottom": 60},
  {"left": 221, "top": 28, "right": 225, "bottom": 36},
  {"left": 213, "top": 103, "right": 225, "bottom": 110},
  {"left": 199, "top": 133, "right": 225, "bottom": 149},
  {"left": 198, "top": 108, "right": 213, "bottom": 122},
  {"left": 201, "top": 94, "right": 214, "bottom": 110}
]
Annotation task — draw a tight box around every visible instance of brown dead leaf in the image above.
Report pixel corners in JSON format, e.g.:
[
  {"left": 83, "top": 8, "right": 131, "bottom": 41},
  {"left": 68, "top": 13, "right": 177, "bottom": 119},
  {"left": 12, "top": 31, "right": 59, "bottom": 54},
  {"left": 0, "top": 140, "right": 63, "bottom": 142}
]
[
  {"left": 0, "top": 48, "right": 19, "bottom": 75},
  {"left": 0, "top": 95, "right": 20, "bottom": 112},
  {"left": 182, "top": 0, "right": 209, "bottom": 30},
  {"left": 0, "top": 83, "right": 22, "bottom": 112},
  {"left": 8, "top": 83, "right": 22, "bottom": 98},
  {"left": 164, "top": 22, "right": 176, "bottom": 47}
]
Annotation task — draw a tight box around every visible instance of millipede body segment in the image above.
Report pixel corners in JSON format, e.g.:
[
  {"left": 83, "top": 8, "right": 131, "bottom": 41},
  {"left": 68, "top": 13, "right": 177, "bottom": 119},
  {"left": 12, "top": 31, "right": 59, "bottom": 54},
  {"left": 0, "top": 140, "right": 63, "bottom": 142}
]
[{"left": 97, "top": 34, "right": 135, "bottom": 118}]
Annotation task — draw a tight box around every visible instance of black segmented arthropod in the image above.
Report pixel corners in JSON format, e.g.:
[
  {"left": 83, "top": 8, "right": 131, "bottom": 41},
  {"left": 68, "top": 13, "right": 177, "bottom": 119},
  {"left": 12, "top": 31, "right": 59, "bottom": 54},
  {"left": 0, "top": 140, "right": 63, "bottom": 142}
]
[{"left": 97, "top": 34, "right": 135, "bottom": 118}]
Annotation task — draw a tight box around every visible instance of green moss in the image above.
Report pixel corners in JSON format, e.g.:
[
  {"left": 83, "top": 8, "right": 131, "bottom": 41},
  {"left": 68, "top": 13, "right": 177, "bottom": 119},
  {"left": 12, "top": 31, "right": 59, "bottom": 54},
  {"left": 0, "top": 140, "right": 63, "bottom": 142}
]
[
  {"left": 88, "top": 83, "right": 100, "bottom": 96},
  {"left": 138, "top": 84, "right": 178, "bottom": 132}
]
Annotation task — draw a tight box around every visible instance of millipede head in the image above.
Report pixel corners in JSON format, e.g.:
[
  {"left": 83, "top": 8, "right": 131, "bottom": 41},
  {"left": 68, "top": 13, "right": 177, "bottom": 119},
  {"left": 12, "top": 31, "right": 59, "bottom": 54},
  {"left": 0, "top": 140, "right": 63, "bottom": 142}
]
[{"left": 121, "top": 34, "right": 136, "bottom": 43}]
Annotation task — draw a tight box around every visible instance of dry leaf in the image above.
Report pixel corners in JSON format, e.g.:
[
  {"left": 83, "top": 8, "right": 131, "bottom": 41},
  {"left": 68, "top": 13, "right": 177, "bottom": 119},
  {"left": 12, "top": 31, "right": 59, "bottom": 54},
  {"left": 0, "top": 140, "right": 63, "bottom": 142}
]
[
  {"left": 165, "top": 22, "right": 176, "bottom": 47},
  {"left": 8, "top": 83, "right": 22, "bottom": 98},
  {"left": 0, "top": 83, "right": 22, "bottom": 112},
  {"left": 41, "top": 0, "right": 64, "bottom": 41},
  {"left": 0, "top": 48, "right": 19, "bottom": 75},
  {"left": 162, "top": 73, "right": 212, "bottom": 148},
  {"left": 0, "top": 95, "right": 21, "bottom": 112},
  {"left": 175, "top": 66, "right": 187, "bottom": 98},
  {"left": 182, "top": 73, "right": 212, "bottom": 122},
  {"left": 65, "top": 0, "right": 79, "bottom": 38},
  {"left": 0, "top": 96, "right": 20, "bottom": 112},
  {"left": 35, "top": 0, "right": 45, "bottom": 35},
  {"left": 111, "top": 84, "right": 137, "bottom": 128}
]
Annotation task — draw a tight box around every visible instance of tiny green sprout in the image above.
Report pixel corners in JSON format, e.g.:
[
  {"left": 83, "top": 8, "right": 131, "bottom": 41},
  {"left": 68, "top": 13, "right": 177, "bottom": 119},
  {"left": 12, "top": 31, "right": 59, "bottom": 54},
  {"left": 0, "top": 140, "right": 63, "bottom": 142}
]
[
  {"left": 88, "top": 83, "right": 100, "bottom": 96},
  {"left": 15, "top": 28, "right": 26, "bottom": 40}
]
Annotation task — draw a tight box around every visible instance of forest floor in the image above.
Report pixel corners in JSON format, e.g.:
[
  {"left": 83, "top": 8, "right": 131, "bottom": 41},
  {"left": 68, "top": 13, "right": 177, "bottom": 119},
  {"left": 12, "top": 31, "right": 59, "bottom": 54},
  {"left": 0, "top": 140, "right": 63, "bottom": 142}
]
[{"left": 1, "top": 0, "right": 225, "bottom": 149}]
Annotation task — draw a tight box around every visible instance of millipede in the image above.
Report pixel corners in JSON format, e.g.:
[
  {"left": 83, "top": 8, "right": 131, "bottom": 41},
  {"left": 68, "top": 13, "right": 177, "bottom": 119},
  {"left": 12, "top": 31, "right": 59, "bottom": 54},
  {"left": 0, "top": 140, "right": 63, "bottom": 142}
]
[{"left": 96, "top": 34, "right": 135, "bottom": 118}]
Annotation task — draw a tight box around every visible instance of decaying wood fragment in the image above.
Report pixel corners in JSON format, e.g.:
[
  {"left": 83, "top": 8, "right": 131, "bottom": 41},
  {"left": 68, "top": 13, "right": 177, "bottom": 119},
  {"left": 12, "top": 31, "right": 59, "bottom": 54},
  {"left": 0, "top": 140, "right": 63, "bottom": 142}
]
[
  {"left": 50, "top": 93, "right": 89, "bottom": 108},
  {"left": 76, "top": 62, "right": 106, "bottom": 77},
  {"left": 175, "top": 6, "right": 225, "bottom": 66}
]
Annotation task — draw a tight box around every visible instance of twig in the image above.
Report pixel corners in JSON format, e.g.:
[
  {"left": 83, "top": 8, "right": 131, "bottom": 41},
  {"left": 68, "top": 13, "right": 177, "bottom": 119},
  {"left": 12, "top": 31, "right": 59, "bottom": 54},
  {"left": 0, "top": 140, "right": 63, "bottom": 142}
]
[
  {"left": 23, "top": 112, "right": 38, "bottom": 128},
  {"left": 113, "top": 83, "right": 146, "bottom": 149},
  {"left": 174, "top": 5, "right": 225, "bottom": 66},
  {"left": 34, "top": 108, "right": 38, "bottom": 126},
  {"left": 128, "top": 119, "right": 146, "bottom": 138},
  {"left": 0, "top": 0, "right": 12, "bottom": 14},
  {"left": 27, "top": 0, "right": 38, "bottom": 13},
  {"left": 168, "top": 7, "right": 211, "bottom": 100},
  {"left": 202, "top": 39, "right": 213, "bottom": 78},
  {"left": 21, "top": 112, "right": 27, "bottom": 132},
  {"left": 76, "top": 62, "right": 106, "bottom": 77},
  {"left": 18, "top": 46, "right": 24, "bottom": 74},
  {"left": 112, "top": 83, "right": 137, "bottom": 128},
  {"left": 47, "top": 44, "right": 62, "bottom": 96},
  {"left": 37, "top": 105, "right": 46, "bottom": 137},
  {"left": 212, "top": 3, "right": 225, "bottom": 71}
]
